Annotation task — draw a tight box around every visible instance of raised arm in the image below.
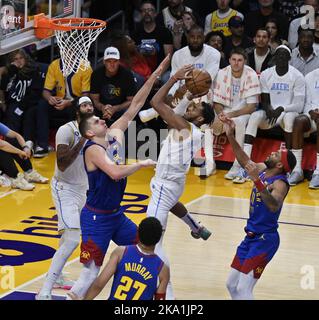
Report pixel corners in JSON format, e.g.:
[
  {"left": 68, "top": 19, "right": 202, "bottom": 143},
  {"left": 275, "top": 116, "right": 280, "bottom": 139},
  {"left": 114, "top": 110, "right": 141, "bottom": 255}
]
[
  {"left": 150, "top": 65, "right": 195, "bottom": 130},
  {"left": 110, "top": 55, "right": 171, "bottom": 137}
]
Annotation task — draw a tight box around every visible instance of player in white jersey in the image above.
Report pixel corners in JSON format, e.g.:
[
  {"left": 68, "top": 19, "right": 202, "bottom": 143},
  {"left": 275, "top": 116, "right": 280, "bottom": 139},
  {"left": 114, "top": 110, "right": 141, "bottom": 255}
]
[
  {"left": 235, "top": 45, "right": 305, "bottom": 184},
  {"left": 288, "top": 67, "right": 319, "bottom": 187},
  {"left": 147, "top": 65, "right": 215, "bottom": 299},
  {"left": 36, "top": 96, "right": 94, "bottom": 300}
]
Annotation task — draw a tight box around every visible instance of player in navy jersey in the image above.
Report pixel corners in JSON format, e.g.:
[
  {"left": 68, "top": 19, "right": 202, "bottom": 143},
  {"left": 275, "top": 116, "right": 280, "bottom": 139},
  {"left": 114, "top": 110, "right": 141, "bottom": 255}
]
[
  {"left": 220, "top": 114, "right": 296, "bottom": 300},
  {"left": 68, "top": 217, "right": 169, "bottom": 300},
  {"left": 66, "top": 57, "right": 170, "bottom": 300}
]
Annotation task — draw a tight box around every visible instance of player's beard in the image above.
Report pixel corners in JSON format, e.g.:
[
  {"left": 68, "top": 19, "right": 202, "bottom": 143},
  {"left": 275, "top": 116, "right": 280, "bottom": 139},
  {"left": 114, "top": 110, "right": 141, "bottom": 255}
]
[
  {"left": 264, "top": 158, "right": 276, "bottom": 169},
  {"left": 189, "top": 43, "right": 203, "bottom": 53},
  {"left": 78, "top": 110, "right": 94, "bottom": 120}
]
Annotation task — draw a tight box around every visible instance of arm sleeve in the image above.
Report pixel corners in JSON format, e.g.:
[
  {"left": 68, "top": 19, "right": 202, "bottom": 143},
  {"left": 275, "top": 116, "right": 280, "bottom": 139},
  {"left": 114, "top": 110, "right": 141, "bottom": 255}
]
[
  {"left": 283, "top": 74, "right": 305, "bottom": 113},
  {"left": 173, "top": 96, "right": 189, "bottom": 115},
  {"left": 0, "top": 122, "right": 10, "bottom": 136},
  {"left": 283, "top": 95, "right": 305, "bottom": 113}
]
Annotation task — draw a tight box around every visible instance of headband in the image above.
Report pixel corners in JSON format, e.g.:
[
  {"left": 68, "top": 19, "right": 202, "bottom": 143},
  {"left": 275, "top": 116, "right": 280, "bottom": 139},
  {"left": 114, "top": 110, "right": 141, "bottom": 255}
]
[{"left": 281, "top": 149, "right": 291, "bottom": 173}]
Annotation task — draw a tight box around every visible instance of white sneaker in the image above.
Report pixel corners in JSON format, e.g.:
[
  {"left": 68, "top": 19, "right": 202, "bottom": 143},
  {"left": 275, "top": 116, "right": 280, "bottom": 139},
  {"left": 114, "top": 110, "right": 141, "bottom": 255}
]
[
  {"left": 35, "top": 293, "right": 52, "bottom": 300},
  {"left": 224, "top": 165, "right": 240, "bottom": 180},
  {"left": 0, "top": 173, "right": 12, "bottom": 187},
  {"left": 53, "top": 274, "right": 74, "bottom": 290},
  {"left": 11, "top": 173, "right": 35, "bottom": 191},
  {"left": 33, "top": 146, "right": 49, "bottom": 158},
  {"left": 139, "top": 108, "right": 158, "bottom": 123},
  {"left": 24, "top": 170, "right": 49, "bottom": 184},
  {"left": 25, "top": 140, "right": 34, "bottom": 154}
]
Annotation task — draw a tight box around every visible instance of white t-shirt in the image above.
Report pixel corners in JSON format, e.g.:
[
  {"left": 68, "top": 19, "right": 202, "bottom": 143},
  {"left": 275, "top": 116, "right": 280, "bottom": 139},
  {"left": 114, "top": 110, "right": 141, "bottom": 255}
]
[
  {"left": 260, "top": 66, "right": 305, "bottom": 111},
  {"left": 254, "top": 49, "right": 270, "bottom": 74},
  {"left": 54, "top": 121, "right": 88, "bottom": 188},
  {"left": 304, "top": 68, "right": 319, "bottom": 115},
  {"left": 169, "top": 44, "right": 221, "bottom": 95}
]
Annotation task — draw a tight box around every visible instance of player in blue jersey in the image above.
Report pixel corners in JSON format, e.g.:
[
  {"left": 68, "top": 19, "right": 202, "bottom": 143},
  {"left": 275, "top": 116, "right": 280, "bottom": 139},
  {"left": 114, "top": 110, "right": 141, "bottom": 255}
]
[
  {"left": 66, "top": 56, "right": 170, "bottom": 300},
  {"left": 220, "top": 114, "right": 296, "bottom": 300},
  {"left": 68, "top": 217, "right": 169, "bottom": 300}
]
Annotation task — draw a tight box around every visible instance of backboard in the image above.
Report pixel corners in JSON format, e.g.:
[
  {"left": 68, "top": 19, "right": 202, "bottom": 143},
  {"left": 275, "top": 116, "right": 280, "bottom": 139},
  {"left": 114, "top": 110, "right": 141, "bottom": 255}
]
[{"left": 0, "top": 0, "right": 81, "bottom": 54}]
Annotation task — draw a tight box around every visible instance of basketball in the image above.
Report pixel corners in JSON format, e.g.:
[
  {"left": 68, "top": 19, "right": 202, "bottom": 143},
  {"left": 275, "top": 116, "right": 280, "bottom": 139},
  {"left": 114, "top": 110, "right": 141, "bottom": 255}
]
[{"left": 185, "top": 69, "right": 212, "bottom": 95}]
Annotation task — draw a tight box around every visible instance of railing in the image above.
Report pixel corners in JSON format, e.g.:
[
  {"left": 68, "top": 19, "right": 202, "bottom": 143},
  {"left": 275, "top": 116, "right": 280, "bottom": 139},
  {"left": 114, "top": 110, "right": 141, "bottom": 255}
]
[{"left": 93, "top": 10, "right": 126, "bottom": 69}]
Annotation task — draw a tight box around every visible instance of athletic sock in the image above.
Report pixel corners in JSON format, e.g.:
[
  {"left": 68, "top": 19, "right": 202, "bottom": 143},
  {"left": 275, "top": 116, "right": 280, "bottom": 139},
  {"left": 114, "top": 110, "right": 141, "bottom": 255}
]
[{"left": 180, "top": 213, "right": 201, "bottom": 232}]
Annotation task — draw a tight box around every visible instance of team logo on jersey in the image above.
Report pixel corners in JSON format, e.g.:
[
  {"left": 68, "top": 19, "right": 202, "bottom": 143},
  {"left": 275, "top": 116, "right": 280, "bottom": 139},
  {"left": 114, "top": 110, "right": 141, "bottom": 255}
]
[
  {"left": 255, "top": 266, "right": 264, "bottom": 274},
  {"left": 81, "top": 251, "right": 90, "bottom": 260}
]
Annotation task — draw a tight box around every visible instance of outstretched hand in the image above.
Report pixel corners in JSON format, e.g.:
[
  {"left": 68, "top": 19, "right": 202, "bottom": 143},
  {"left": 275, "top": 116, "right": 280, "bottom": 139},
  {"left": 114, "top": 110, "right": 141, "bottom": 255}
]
[
  {"left": 244, "top": 161, "right": 259, "bottom": 181},
  {"left": 174, "top": 65, "right": 194, "bottom": 81},
  {"left": 265, "top": 106, "right": 284, "bottom": 126},
  {"left": 218, "top": 112, "right": 235, "bottom": 136},
  {"left": 138, "top": 159, "right": 157, "bottom": 167},
  {"left": 153, "top": 54, "right": 171, "bottom": 78}
]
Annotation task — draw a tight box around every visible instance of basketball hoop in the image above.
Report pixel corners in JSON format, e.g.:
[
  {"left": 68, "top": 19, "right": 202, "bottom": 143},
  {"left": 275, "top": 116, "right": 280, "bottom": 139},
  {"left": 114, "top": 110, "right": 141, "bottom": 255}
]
[{"left": 34, "top": 14, "right": 106, "bottom": 77}]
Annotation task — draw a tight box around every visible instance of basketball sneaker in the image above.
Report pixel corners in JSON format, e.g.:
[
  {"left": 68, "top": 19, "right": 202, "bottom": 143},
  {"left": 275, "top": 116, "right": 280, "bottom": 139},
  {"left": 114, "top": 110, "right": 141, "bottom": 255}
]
[
  {"left": 35, "top": 293, "right": 52, "bottom": 300},
  {"left": 191, "top": 225, "right": 212, "bottom": 240},
  {"left": 53, "top": 274, "right": 74, "bottom": 290},
  {"left": 11, "top": 173, "right": 35, "bottom": 191},
  {"left": 233, "top": 168, "right": 249, "bottom": 184},
  {"left": 288, "top": 170, "right": 304, "bottom": 186},
  {"left": 24, "top": 170, "right": 49, "bottom": 184},
  {"left": 0, "top": 172, "right": 12, "bottom": 187},
  {"left": 309, "top": 173, "right": 319, "bottom": 189},
  {"left": 224, "top": 165, "right": 240, "bottom": 180},
  {"left": 33, "top": 146, "right": 49, "bottom": 158}
]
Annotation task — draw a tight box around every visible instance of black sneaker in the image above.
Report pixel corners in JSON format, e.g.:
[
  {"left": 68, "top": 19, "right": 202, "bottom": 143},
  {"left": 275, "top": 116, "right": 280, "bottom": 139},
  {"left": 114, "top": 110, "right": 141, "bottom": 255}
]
[
  {"left": 33, "top": 146, "right": 49, "bottom": 158},
  {"left": 191, "top": 225, "right": 212, "bottom": 240}
]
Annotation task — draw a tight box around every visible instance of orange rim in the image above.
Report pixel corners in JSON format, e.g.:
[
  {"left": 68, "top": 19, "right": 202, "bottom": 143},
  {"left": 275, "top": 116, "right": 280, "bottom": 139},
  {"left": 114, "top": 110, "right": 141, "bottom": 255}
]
[{"left": 51, "top": 17, "right": 107, "bottom": 31}]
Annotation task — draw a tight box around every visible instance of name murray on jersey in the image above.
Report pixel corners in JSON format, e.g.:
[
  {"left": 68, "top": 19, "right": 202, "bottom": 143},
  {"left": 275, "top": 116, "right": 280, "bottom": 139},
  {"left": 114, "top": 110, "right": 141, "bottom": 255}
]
[{"left": 125, "top": 263, "right": 153, "bottom": 281}]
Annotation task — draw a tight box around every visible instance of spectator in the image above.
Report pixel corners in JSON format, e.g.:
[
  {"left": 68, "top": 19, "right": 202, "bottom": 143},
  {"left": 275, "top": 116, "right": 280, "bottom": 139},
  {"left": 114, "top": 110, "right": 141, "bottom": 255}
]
[
  {"left": 131, "top": 0, "right": 173, "bottom": 74},
  {"left": 0, "top": 49, "right": 42, "bottom": 149},
  {"left": 288, "top": 0, "right": 319, "bottom": 49},
  {"left": 236, "top": 46, "right": 305, "bottom": 184},
  {"left": 231, "top": 0, "right": 259, "bottom": 15},
  {"left": 288, "top": 67, "right": 319, "bottom": 187},
  {"left": 223, "top": 15, "right": 254, "bottom": 59},
  {"left": 204, "top": 0, "right": 244, "bottom": 36},
  {"left": 290, "top": 27, "right": 319, "bottom": 75},
  {"left": 90, "top": 47, "right": 137, "bottom": 125},
  {"left": 213, "top": 47, "right": 260, "bottom": 180},
  {"left": 34, "top": 57, "right": 92, "bottom": 158},
  {"left": 172, "top": 11, "right": 198, "bottom": 50},
  {"left": 205, "top": 31, "right": 228, "bottom": 68},
  {"left": 112, "top": 33, "right": 152, "bottom": 88},
  {"left": 314, "top": 13, "right": 319, "bottom": 51},
  {"left": 276, "top": 0, "right": 304, "bottom": 21},
  {"left": 168, "top": 25, "right": 220, "bottom": 99},
  {"left": 265, "top": 18, "right": 290, "bottom": 53},
  {"left": 247, "top": 28, "right": 273, "bottom": 75},
  {"left": 0, "top": 121, "right": 48, "bottom": 189},
  {"left": 245, "top": 0, "right": 289, "bottom": 40}
]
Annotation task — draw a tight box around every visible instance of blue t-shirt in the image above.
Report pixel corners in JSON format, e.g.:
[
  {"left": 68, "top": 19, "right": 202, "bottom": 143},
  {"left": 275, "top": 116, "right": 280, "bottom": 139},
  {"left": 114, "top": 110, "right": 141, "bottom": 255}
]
[{"left": 0, "top": 122, "right": 10, "bottom": 136}]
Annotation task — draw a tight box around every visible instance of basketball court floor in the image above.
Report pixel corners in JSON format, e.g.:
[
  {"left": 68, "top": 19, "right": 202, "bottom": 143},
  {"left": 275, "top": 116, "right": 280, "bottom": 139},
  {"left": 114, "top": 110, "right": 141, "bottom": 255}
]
[{"left": 0, "top": 153, "right": 319, "bottom": 300}]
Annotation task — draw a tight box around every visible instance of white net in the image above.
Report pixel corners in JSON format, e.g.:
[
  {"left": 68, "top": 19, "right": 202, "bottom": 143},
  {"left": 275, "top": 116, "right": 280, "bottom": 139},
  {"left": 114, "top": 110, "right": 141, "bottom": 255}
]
[{"left": 54, "top": 19, "right": 105, "bottom": 77}]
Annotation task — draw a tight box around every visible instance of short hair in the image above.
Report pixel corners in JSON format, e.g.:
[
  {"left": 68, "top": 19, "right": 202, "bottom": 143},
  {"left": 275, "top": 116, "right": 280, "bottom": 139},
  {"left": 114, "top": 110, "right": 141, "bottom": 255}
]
[
  {"left": 205, "top": 30, "right": 225, "bottom": 47},
  {"left": 287, "top": 150, "right": 296, "bottom": 173},
  {"left": 255, "top": 27, "right": 271, "bottom": 38},
  {"left": 188, "top": 24, "right": 204, "bottom": 35},
  {"left": 140, "top": 0, "right": 156, "bottom": 10},
  {"left": 298, "top": 25, "right": 315, "bottom": 36},
  {"left": 201, "top": 102, "right": 215, "bottom": 125},
  {"left": 138, "top": 217, "right": 163, "bottom": 246},
  {"left": 79, "top": 113, "right": 94, "bottom": 138},
  {"left": 229, "top": 47, "right": 247, "bottom": 60}
]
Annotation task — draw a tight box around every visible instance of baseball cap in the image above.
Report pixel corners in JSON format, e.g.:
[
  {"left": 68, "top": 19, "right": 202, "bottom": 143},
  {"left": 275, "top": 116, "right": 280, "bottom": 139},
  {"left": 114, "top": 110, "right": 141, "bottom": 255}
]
[
  {"left": 275, "top": 44, "right": 291, "bottom": 57},
  {"left": 228, "top": 16, "right": 244, "bottom": 28},
  {"left": 104, "top": 47, "right": 120, "bottom": 60},
  {"left": 78, "top": 96, "right": 92, "bottom": 107}
]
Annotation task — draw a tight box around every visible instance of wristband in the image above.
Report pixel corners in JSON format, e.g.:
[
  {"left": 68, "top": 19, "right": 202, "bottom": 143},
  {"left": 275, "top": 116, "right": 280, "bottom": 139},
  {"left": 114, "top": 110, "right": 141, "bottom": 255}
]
[{"left": 254, "top": 178, "right": 266, "bottom": 192}]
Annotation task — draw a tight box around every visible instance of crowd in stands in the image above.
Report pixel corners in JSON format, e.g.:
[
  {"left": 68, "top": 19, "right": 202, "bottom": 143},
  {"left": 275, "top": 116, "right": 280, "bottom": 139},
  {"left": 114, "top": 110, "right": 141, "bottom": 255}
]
[{"left": 1, "top": 0, "right": 319, "bottom": 190}]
